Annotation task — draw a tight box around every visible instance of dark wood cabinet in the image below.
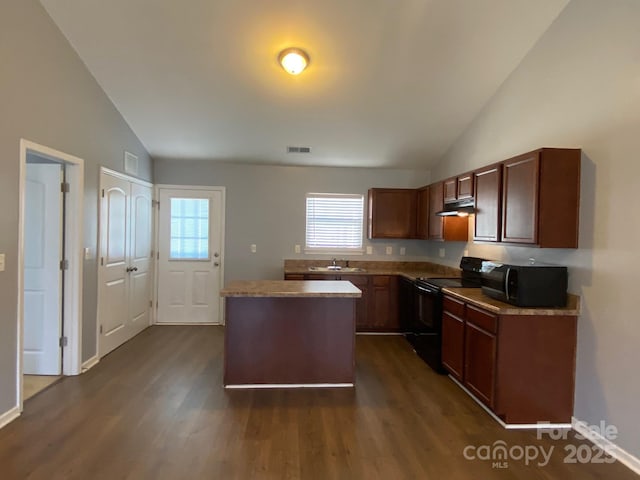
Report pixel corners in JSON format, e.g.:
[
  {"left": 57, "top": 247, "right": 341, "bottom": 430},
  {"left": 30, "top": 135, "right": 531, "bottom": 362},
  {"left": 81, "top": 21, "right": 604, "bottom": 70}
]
[
  {"left": 443, "top": 177, "right": 457, "bottom": 203},
  {"left": 464, "top": 320, "right": 497, "bottom": 408},
  {"left": 428, "top": 182, "right": 444, "bottom": 240},
  {"left": 442, "top": 294, "right": 578, "bottom": 424},
  {"left": 285, "top": 273, "right": 399, "bottom": 332},
  {"left": 370, "top": 275, "right": 399, "bottom": 330},
  {"left": 444, "top": 174, "right": 474, "bottom": 202},
  {"left": 368, "top": 188, "right": 417, "bottom": 239},
  {"left": 340, "top": 275, "right": 370, "bottom": 330},
  {"left": 457, "top": 173, "right": 474, "bottom": 200},
  {"left": 473, "top": 164, "right": 502, "bottom": 242},
  {"left": 416, "top": 186, "right": 430, "bottom": 240},
  {"left": 442, "top": 311, "right": 465, "bottom": 381},
  {"left": 501, "top": 148, "right": 581, "bottom": 247},
  {"left": 427, "top": 182, "right": 468, "bottom": 242}
]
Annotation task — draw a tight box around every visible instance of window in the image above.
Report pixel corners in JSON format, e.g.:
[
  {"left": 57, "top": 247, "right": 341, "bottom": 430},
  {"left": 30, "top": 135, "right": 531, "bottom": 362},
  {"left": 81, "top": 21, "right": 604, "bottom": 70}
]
[
  {"left": 170, "top": 198, "right": 210, "bottom": 260},
  {"left": 305, "top": 193, "right": 364, "bottom": 252}
]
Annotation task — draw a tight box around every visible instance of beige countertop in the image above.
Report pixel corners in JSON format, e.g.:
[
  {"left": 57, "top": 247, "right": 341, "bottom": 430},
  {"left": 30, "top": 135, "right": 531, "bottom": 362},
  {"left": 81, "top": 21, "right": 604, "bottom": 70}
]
[
  {"left": 442, "top": 287, "right": 581, "bottom": 316},
  {"left": 283, "top": 260, "right": 461, "bottom": 281},
  {"left": 221, "top": 280, "right": 362, "bottom": 298}
]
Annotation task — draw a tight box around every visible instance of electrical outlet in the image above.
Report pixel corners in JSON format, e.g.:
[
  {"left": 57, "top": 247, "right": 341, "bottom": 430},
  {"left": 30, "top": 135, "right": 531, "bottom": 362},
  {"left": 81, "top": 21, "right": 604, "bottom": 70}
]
[
  {"left": 400, "top": 247, "right": 406, "bottom": 256},
  {"left": 0, "top": 253, "right": 4, "bottom": 272},
  {"left": 463, "top": 249, "right": 469, "bottom": 257},
  {"left": 385, "top": 246, "right": 393, "bottom": 255},
  {"left": 366, "top": 246, "right": 373, "bottom": 255},
  {"left": 250, "top": 244, "right": 257, "bottom": 253},
  {"left": 294, "top": 244, "right": 301, "bottom": 254},
  {"left": 439, "top": 248, "right": 445, "bottom": 258}
]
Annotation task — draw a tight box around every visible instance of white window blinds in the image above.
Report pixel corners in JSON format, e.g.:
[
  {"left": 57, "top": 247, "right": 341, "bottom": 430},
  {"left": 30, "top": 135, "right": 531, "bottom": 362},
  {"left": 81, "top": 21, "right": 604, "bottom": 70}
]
[{"left": 305, "top": 193, "right": 364, "bottom": 251}]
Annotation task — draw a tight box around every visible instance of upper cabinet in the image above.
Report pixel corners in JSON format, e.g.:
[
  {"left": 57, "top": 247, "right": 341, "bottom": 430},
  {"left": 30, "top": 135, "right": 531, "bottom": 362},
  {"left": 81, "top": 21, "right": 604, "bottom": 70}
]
[
  {"left": 501, "top": 148, "right": 580, "bottom": 248},
  {"left": 416, "top": 186, "right": 430, "bottom": 240},
  {"left": 428, "top": 182, "right": 444, "bottom": 240},
  {"left": 457, "top": 173, "right": 474, "bottom": 200},
  {"left": 428, "top": 181, "right": 468, "bottom": 242},
  {"left": 444, "top": 174, "right": 474, "bottom": 203},
  {"left": 473, "top": 164, "right": 502, "bottom": 242},
  {"left": 368, "top": 188, "right": 417, "bottom": 239}
]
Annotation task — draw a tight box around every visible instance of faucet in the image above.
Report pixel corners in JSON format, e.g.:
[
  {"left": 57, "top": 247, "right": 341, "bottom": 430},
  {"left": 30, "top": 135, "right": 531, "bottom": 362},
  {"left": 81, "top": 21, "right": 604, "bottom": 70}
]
[{"left": 332, "top": 258, "right": 337, "bottom": 267}]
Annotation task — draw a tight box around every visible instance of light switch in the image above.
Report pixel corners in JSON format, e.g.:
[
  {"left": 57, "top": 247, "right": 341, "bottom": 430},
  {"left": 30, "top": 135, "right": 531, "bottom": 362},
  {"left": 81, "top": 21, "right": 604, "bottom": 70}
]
[
  {"left": 84, "top": 247, "right": 92, "bottom": 260},
  {"left": 385, "top": 246, "right": 393, "bottom": 255},
  {"left": 0, "top": 253, "right": 4, "bottom": 272},
  {"left": 250, "top": 244, "right": 257, "bottom": 253},
  {"left": 439, "top": 248, "right": 445, "bottom": 258},
  {"left": 366, "top": 246, "right": 373, "bottom": 255},
  {"left": 294, "top": 244, "right": 301, "bottom": 254}
]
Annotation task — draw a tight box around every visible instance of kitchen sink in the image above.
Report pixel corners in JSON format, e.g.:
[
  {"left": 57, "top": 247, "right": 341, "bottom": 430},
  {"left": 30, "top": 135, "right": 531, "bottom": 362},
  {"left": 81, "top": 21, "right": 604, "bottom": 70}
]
[{"left": 308, "top": 266, "right": 367, "bottom": 273}]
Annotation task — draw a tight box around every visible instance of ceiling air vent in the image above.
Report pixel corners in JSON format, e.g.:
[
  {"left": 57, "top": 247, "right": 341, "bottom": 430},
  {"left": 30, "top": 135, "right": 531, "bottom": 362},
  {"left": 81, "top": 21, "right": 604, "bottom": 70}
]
[{"left": 287, "top": 146, "right": 311, "bottom": 154}]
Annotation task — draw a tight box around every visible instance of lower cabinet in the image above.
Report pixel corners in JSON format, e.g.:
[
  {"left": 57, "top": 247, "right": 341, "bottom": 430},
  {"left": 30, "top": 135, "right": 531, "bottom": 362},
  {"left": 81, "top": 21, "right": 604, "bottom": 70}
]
[
  {"left": 442, "top": 295, "right": 577, "bottom": 424},
  {"left": 284, "top": 273, "right": 399, "bottom": 332}
]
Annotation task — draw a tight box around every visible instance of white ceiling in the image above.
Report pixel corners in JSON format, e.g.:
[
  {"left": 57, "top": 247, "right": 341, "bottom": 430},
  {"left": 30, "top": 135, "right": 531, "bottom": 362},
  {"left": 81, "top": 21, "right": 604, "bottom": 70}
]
[{"left": 41, "top": 0, "right": 569, "bottom": 168}]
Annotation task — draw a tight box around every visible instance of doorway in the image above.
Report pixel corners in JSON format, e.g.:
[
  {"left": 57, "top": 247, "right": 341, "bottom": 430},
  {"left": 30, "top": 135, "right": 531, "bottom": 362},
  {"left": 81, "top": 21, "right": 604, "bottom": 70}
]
[
  {"left": 18, "top": 140, "right": 84, "bottom": 409},
  {"left": 155, "top": 186, "right": 225, "bottom": 325}
]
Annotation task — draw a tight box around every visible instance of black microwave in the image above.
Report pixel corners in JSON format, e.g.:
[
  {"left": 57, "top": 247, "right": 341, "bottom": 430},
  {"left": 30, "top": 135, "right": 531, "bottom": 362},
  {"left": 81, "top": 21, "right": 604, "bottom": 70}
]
[{"left": 480, "top": 261, "right": 568, "bottom": 307}]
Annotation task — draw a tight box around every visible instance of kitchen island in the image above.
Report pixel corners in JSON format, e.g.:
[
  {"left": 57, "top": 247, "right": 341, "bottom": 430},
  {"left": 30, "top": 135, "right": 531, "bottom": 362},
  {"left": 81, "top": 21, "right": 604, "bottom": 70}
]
[{"left": 220, "top": 280, "right": 361, "bottom": 388}]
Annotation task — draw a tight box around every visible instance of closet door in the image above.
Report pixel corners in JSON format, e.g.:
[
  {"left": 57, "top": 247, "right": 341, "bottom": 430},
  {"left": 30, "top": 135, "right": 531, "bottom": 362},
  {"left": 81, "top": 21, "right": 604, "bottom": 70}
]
[
  {"left": 128, "top": 183, "right": 153, "bottom": 337},
  {"left": 98, "top": 170, "right": 154, "bottom": 357},
  {"left": 99, "top": 173, "right": 131, "bottom": 356}
]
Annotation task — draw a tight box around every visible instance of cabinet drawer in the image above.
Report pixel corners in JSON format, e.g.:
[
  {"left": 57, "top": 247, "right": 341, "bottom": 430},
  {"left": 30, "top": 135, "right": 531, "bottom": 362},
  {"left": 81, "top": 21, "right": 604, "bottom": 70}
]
[
  {"left": 443, "top": 296, "right": 465, "bottom": 317},
  {"left": 372, "top": 275, "right": 390, "bottom": 287},
  {"left": 466, "top": 305, "right": 497, "bottom": 334}
]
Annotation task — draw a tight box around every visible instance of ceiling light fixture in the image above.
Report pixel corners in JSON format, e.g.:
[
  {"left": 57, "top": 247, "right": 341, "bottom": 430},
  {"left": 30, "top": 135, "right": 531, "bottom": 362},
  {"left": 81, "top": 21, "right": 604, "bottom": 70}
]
[{"left": 278, "top": 48, "right": 310, "bottom": 75}]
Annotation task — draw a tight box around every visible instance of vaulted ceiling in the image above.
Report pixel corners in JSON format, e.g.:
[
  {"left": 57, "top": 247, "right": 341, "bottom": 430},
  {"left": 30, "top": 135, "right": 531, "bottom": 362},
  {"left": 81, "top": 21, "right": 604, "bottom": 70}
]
[{"left": 41, "top": 0, "right": 569, "bottom": 168}]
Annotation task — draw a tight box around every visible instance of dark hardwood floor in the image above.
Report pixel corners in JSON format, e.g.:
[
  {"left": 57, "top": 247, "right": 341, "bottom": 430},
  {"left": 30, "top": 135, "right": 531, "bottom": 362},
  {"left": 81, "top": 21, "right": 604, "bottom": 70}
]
[{"left": 0, "top": 326, "right": 635, "bottom": 479}]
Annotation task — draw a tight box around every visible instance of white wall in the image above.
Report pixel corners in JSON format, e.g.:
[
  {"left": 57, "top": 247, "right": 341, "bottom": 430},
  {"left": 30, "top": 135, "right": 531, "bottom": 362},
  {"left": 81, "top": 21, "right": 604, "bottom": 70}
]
[
  {"left": 0, "top": 0, "right": 152, "bottom": 415},
  {"left": 430, "top": 0, "right": 640, "bottom": 460},
  {"left": 154, "top": 160, "right": 431, "bottom": 281}
]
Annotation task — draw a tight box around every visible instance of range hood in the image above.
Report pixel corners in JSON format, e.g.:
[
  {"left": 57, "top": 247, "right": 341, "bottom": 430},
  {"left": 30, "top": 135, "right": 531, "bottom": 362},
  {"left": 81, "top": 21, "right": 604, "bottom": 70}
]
[{"left": 436, "top": 198, "right": 475, "bottom": 217}]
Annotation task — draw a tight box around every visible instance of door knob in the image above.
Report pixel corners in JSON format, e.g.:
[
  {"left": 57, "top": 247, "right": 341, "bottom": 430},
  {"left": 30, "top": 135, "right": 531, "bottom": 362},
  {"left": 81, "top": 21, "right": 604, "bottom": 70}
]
[{"left": 214, "top": 252, "right": 220, "bottom": 258}]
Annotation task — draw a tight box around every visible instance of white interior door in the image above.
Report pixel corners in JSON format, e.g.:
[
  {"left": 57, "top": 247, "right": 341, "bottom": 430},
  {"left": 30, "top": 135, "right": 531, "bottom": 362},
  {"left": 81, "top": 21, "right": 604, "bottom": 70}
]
[
  {"left": 99, "top": 174, "right": 131, "bottom": 356},
  {"left": 23, "top": 163, "right": 63, "bottom": 375},
  {"left": 157, "top": 187, "right": 223, "bottom": 324},
  {"left": 129, "top": 183, "right": 153, "bottom": 336}
]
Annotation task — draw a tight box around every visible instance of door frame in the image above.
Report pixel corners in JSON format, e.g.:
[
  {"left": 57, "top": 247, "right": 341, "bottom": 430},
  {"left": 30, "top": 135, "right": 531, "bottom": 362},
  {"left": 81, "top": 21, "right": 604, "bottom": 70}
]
[
  {"left": 17, "top": 139, "right": 84, "bottom": 411},
  {"left": 96, "top": 167, "right": 154, "bottom": 358},
  {"left": 153, "top": 185, "right": 226, "bottom": 325}
]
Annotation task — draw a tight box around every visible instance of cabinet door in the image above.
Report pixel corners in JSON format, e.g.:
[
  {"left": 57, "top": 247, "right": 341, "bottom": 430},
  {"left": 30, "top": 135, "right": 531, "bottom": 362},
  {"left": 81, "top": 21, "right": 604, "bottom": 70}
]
[
  {"left": 457, "top": 174, "right": 474, "bottom": 200},
  {"left": 368, "top": 189, "right": 417, "bottom": 239},
  {"left": 502, "top": 153, "right": 539, "bottom": 244},
  {"left": 464, "top": 322, "right": 497, "bottom": 408},
  {"left": 443, "top": 178, "right": 457, "bottom": 203},
  {"left": 442, "top": 311, "right": 465, "bottom": 381},
  {"left": 428, "top": 182, "right": 444, "bottom": 240},
  {"left": 340, "top": 275, "right": 370, "bottom": 330},
  {"left": 284, "top": 274, "right": 305, "bottom": 280},
  {"left": 369, "top": 276, "right": 399, "bottom": 330},
  {"left": 416, "top": 186, "right": 430, "bottom": 239},
  {"left": 474, "top": 164, "right": 502, "bottom": 242}
]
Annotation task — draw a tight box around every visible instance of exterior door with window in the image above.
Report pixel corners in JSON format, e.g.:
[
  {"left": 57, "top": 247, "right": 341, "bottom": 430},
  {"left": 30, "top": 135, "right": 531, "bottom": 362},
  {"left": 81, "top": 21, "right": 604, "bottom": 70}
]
[{"left": 157, "top": 187, "right": 224, "bottom": 324}]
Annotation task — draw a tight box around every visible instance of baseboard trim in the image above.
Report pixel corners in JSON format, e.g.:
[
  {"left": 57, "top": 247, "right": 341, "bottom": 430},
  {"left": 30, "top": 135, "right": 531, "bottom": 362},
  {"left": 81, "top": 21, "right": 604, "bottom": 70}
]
[
  {"left": 0, "top": 406, "right": 21, "bottom": 430},
  {"left": 81, "top": 355, "right": 99, "bottom": 372},
  {"left": 225, "top": 383, "right": 354, "bottom": 389},
  {"left": 449, "top": 376, "right": 571, "bottom": 430},
  {"left": 572, "top": 416, "right": 640, "bottom": 475},
  {"left": 154, "top": 322, "right": 221, "bottom": 326}
]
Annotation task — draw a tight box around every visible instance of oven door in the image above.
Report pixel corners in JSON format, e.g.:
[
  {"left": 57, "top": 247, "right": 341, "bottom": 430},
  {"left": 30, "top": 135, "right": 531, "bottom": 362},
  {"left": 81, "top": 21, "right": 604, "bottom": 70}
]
[{"left": 414, "top": 283, "right": 442, "bottom": 333}]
